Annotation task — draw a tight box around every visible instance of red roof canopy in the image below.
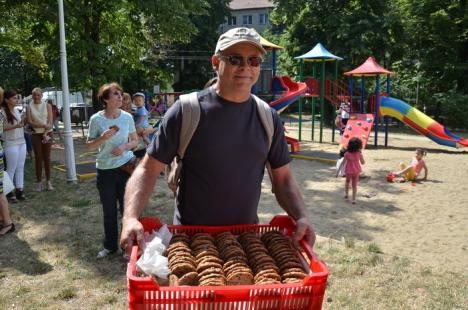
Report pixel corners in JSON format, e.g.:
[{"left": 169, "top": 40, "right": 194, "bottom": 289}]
[{"left": 344, "top": 57, "right": 394, "bottom": 76}]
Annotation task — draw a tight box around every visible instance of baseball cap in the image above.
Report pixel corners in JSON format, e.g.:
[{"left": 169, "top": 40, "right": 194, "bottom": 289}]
[
  {"left": 215, "top": 27, "right": 266, "bottom": 55},
  {"left": 132, "top": 92, "right": 145, "bottom": 99}
]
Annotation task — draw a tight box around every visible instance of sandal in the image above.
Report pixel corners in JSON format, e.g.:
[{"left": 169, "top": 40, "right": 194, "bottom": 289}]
[{"left": 0, "top": 223, "right": 15, "bottom": 236}]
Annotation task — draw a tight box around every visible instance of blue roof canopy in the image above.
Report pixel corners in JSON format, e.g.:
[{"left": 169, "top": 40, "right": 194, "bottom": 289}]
[{"left": 295, "top": 43, "right": 343, "bottom": 61}]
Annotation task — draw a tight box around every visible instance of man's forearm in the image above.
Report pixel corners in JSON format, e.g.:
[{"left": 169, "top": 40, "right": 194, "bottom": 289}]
[
  {"left": 274, "top": 179, "right": 308, "bottom": 221},
  {"left": 123, "top": 164, "right": 158, "bottom": 220}
]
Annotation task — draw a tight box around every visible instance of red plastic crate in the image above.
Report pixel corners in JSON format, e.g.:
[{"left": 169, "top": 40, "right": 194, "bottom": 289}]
[{"left": 127, "top": 215, "right": 328, "bottom": 309}]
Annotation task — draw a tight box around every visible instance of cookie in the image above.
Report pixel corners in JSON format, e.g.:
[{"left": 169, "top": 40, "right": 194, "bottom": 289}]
[
  {"left": 226, "top": 271, "right": 254, "bottom": 285},
  {"left": 178, "top": 271, "right": 199, "bottom": 286},
  {"left": 171, "top": 262, "right": 196, "bottom": 277}
]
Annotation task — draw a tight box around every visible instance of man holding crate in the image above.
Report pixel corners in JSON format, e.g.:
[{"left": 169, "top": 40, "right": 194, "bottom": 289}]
[{"left": 120, "top": 27, "right": 316, "bottom": 251}]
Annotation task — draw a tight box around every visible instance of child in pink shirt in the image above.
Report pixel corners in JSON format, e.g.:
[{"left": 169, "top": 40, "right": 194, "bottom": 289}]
[
  {"left": 394, "top": 149, "right": 428, "bottom": 181},
  {"left": 336, "top": 137, "right": 365, "bottom": 204}
]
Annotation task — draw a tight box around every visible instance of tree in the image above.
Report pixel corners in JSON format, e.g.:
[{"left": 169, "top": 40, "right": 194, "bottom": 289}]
[
  {"left": 392, "top": 0, "right": 468, "bottom": 127},
  {"left": 171, "top": 0, "right": 231, "bottom": 91},
  {"left": 0, "top": 0, "right": 210, "bottom": 109}
]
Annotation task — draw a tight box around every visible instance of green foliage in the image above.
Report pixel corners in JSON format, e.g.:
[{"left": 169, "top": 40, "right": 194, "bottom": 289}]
[
  {"left": 171, "top": 0, "right": 231, "bottom": 91},
  {"left": 0, "top": 0, "right": 211, "bottom": 107},
  {"left": 270, "top": 0, "right": 467, "bottom": 128},
  {"left": 1, "top": 0, "right": 466, "bottom": 128}
]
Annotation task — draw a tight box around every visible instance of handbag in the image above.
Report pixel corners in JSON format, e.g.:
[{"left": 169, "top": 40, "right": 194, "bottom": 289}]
[{"left": 120, "top": 157, "right": 141, "bottom": 175}]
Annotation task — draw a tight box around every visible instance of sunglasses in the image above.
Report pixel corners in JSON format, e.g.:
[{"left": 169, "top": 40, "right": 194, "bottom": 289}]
[{"left": 219, "top": 55, "right": 263, "bottom": 67}]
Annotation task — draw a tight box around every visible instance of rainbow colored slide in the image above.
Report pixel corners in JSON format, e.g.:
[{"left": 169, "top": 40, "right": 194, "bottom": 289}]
[
  {"left": 380, "top": 96, "right": 468, "bottom": 148},
  {"left": 270, "top": 76, "right": 308, "bottom": 112}
]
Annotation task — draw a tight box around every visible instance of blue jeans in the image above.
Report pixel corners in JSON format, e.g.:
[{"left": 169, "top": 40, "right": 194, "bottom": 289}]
[
  {"left": 96, "top": 167, "right": 130, "bottom": 252},
  {"left": 24, "top": 132, "right": 33, "bottom": 154}
]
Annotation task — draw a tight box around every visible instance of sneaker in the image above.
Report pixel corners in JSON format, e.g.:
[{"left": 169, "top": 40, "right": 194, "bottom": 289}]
[
  {"left": 47, "top": 181, "right": 54, "bottom": 191},
  {"left": 97, "top": 248, "right": 115, "bottom": 258},
  {"left": 35, "top": 182, "right": 43, "bottom": 192}
]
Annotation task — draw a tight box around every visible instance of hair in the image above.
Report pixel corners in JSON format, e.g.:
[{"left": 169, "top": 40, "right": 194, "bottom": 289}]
[
  {"left": 1, "top": 89, "right": 18, "bottom": 124},
  {"left": 121, "top": 92, "right": 132, "bottom": 113},
  {"left": 32, "top": 87, "right": 43, "bottom": 95},
  {"left": 122, "top": 92, "right": 131, "bottom": 102},
  {"left": 0, "top": 86, "right": 4, "bottom": 103},
  {"left": 415, "top": 148, "right": 427, "bottom": 157},
  {"left": 204, "top": 77, "right": 218, "bottom": 89},
  {"left": 347, "top": 137, "right": 363, "bottom": 153},
  {"left": 47, "top": 99, "right": 54, "bottom": 105},
  {"left": 97, "top": 82, "right": 123, "bottom": 107}
]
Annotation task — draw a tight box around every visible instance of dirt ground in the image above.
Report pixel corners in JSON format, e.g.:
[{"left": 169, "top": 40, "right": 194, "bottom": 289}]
[
  {"left": 262, "top": 125, "right": 468, "bottom": 276},
  {"left": 53, "top": 124, "right": 468, "bottom": 276}
]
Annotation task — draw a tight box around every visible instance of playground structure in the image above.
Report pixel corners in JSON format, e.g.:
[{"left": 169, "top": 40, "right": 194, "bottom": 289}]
[
  {"left": 269, "top": 43, "right": 468, "bottom": 150},
  {"left": 344, "top": 56, "right": 468, "bottom": 149},
  {"left": 380, "top": 97, "right": 468, "bottom": 148},
  {"left": 295, "top": 43, "right": 343, "bottom": 144}
]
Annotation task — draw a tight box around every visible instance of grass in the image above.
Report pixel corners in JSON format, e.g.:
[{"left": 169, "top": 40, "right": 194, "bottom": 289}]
[{"left": 0, "top": 140, "right": 467, "bottom": 309}]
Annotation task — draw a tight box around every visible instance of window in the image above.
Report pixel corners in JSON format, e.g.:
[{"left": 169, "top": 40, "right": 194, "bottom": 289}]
[
  {"left": 243, "top": 15, "right": 253, "bottom": 25},
  {"left": 259, "top": 13, "right": 268, "bottom": 25},
  {"left": 227, "top": 16, "right": 237, "bottom": 26}
]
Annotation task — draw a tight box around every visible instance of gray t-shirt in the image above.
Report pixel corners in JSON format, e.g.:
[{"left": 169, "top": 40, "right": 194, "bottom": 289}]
[{"left": 147, "top": 87, "right": 291, "bottom": 225}]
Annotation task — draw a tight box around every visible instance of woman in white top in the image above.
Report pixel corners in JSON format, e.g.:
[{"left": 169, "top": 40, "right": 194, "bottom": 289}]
[
  {"left": 0, "top": 86, "right": 15, "bottom": 237},
  {"left": 1, "top": 90, "right": 27, "bottom": 202},
  {"left": 26, "top": 87, "right": 54, "bottom": 192}
]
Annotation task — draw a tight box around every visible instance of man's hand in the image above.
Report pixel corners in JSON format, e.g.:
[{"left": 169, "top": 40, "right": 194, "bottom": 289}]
[
  {"left": 120, "top": 217, "right": 145, "bottom": 251},
  {"left": 293, "top": 217, "right": 316, "bottom": 249}
]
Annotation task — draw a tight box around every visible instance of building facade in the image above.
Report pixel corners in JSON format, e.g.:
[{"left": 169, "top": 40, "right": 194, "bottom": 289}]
[{"left": 220, "top": 0, "right": 274, "bottom": 34}]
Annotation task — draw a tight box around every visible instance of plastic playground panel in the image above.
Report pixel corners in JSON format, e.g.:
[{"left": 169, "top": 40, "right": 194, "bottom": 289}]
[
  {"left": 127, "top": 215, "right": 328, "bottom": 310},
  {"left": 340, "top": 113, "right": 374, "bottom": 149}
]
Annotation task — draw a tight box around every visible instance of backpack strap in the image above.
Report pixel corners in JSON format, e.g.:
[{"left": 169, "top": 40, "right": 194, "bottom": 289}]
[
  {"left": 252, "top": 94, "right": 274, "bottom": 150},
  {"left": 166, "top": 92, "right": 200, "bottom": 195},
  {"left": 178, "top": 92, "right": 200, "bottom": 159},
  {"left": 252, "top": 94, "right": 276, "bottom": 193}
]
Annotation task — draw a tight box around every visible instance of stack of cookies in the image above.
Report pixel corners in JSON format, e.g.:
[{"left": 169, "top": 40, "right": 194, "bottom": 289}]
[
  {"left": 215, "top": 232, "right": 254, "bottom": 285},
  {"left": 238, "top": 232, "right": 282, "bottom": 284},
  {"left": 261, "top": 231, "right": 308, "bottom": 283},
  {"left": 191, "top": 232, "right": 225, "bottom": 286},
  {"left": 164, "top": 230, "right": 308, "bottom": 287},
  {"left": 166, "top": 233, "right": 198, "bottom": 286}
]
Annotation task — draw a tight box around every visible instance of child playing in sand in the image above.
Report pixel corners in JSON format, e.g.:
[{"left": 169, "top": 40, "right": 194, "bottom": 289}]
[
  {"left": 336, "top": 137, "right": 365, "bottom": 204},
  {"left": 393, "top": 148, "right": 428, "bottom": 182},
  {"left": 132, "top": 92, "right": 150, "bottom": 145}
]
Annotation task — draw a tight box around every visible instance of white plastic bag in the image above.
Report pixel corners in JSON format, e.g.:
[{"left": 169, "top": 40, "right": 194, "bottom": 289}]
[
  {"left": 336, "top": 158, "right": 346, "bottom": 177},
  {"left": 3, "top": 171, "right": 14, "bottom": 194},
  {"left": 136, "top": 225, "right": 172, "bottom": 279}
]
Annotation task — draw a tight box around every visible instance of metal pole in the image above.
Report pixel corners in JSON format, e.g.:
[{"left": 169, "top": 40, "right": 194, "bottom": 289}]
[
  {"left": 360, "top": 77, "right": 365, "bottom": 113},
  {"left": 320, "top": 60, "right": 325, "bottom": 143},
  {"left": 58, "top": 0, "right": 77, "bottom": 183},
  {"left": 272, "top": 49, "right": 277, "bottom": 77},
  {"left": 385, "top": 74, "right": 391, "bottom": 146},
  {"left": 311, "top": 63, "right": 316, "bottom": 141},
  {"left": 349, "top": 76, "right": 354, "bottom": 113},
  {"left": 298, "top": 59, "right": 304, "bottom": 141},
  {"left": 374, "top": 74, "right": 380, "bottom": 147},
  {"left": 332, "top": 61, "right": 338, "bottom": 143}
]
